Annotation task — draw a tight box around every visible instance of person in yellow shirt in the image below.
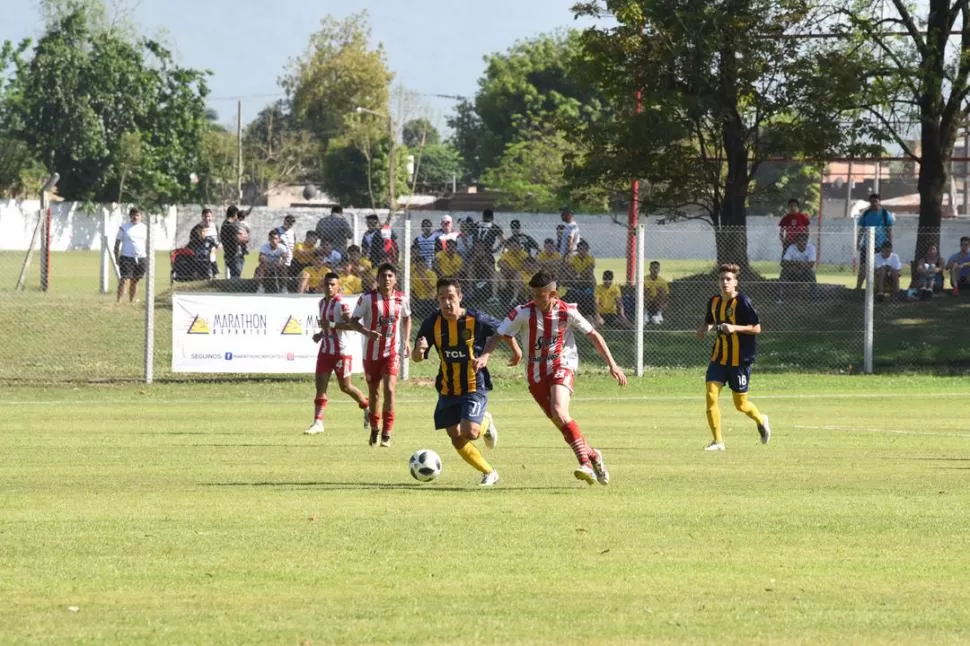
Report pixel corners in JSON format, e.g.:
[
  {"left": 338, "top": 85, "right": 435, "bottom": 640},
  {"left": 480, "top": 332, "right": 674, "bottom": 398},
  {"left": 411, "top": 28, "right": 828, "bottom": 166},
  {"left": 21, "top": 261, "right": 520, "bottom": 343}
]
[
  {"left": 291, "top": 230, "right": 319, "bottom": 276},
  {"left": 297, "top": 249, "right": 332, "bottom": 294},
  {"left": 536, "top": 238, "right": 561, "bottom": 273},
  {"left": 434, "top": 238, "right": 465, "bottom": 282},
  {"left": 594, "top": 270, "right": 629, "bottom": 328},
  {"left": 410, "top": 244, "right": 439, "bottom": 318},
  {"left": 343, "top": 245, "right": 374, "bottom": 292},
  {"left": 644, "top": 260, "right": 670, "bottom": 324},
  {"left": 565, "top": 240, "right": 596, "bottom": 314},
  {"left": 497, "top": 237, "right": 528, "bottom": 303}
]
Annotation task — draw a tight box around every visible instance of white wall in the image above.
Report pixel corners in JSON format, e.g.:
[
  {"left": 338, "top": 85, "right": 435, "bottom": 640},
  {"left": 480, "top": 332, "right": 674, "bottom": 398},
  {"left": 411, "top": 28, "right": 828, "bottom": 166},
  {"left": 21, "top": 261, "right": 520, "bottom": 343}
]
[{"left": 0, "top": 201, "right": 179, "bottom": 251}]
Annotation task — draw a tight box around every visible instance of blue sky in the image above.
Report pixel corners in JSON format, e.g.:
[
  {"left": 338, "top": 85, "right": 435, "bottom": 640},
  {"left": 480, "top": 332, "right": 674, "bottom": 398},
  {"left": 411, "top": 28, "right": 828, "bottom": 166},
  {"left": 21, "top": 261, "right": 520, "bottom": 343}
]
[{"left": 2, "top": 0, "right": 596, "bottom": 130}]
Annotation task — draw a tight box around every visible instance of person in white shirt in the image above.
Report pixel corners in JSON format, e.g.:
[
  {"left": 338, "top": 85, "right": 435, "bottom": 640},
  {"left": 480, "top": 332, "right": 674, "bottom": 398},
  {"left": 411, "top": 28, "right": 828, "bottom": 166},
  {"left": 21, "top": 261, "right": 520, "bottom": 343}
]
[
  {"left": 434, "top": 214, "right": 460, "bottom": 252},
  {"left": 778, "top": 234, "right": 817, "bottom": 301},
  {"left": 114, "top": 207, "right": 148, "bottom": 304},
  {"left": 559, "top": 207, "right": 580, "bottom": 257},
  {"left": 413, "top": 218, "right": 440, "bottom": 267},
  {"left": 873, "top": 241, "right": 903, "bottom": 301},
  {"left": 255, "top": 230, "right": 289, "bottom": 293},
  {"left": 272, "top": 214, "right": 297, "bottom": 267}
]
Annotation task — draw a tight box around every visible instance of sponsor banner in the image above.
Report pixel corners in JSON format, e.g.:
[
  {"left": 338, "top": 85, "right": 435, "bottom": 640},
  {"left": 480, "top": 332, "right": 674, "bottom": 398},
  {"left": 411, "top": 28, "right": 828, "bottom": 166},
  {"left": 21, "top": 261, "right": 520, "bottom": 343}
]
[{"left": 172, "top": 293, "right": 364, "bottom": 374}]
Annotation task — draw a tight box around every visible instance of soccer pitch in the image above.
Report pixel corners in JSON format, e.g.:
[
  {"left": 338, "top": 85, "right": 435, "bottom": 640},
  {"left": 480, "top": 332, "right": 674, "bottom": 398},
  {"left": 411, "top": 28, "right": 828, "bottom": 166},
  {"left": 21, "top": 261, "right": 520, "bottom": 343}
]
[{"left": 2, "top": 373, "right": 969, "bottom": 644}]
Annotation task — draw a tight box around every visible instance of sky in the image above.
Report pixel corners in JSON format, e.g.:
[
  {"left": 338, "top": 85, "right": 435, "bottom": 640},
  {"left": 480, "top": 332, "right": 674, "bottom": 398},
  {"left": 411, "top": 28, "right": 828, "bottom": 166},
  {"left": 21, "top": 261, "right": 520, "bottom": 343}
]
[{"left": 2, "top": 0, "right": 598, "bottom": 131}]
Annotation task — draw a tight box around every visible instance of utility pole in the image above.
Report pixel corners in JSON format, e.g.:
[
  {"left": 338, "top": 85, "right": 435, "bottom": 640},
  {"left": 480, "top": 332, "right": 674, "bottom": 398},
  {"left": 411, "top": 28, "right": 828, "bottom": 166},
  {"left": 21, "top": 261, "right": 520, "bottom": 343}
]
[
  {"left": 236, "top": 99, "right": 243, "bottom": 202},
  {"left": 388, "top": 115, "right": 395, "bottom": 212}
]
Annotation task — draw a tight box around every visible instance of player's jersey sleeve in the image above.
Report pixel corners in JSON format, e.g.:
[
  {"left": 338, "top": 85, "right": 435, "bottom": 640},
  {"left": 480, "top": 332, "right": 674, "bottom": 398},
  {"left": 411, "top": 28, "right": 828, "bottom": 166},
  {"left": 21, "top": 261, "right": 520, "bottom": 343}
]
[
  {"left": 736, "top": 295, "right": 760, "bottom": 325},
  {"left": 496, "top": 306, "right": 527, "bottom": 338},
  {"left": 417, "top": 313, "right": 438, "bottom": 358},
  {"left": 704, "top": 296, "right": 716, "bottom": 324},
  {"left": 337, "top": 301, "right": 352, "bottom": 325},
  {"left": 351, "top": 293, "right": 369, "bottom": 324},
  {"left": 475, "top": 310, "right": 502, "bottom": 338},
  {"left": 566, "top": 303, "right": 594, "bottom": 335}
]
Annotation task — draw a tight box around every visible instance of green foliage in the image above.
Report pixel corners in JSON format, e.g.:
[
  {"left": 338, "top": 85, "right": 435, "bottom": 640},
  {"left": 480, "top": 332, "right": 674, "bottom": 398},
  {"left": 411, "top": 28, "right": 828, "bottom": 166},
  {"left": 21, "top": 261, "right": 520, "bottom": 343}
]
[
  {"left": 0, "top": 39, "right": 44, "bottom": 197},
  {"left": 4, "top": 6, "right": 209, "bottom": 210},
  {"left": 749, "top": 162, "right": 822, "bottom": 215},
  {"left": 411, "top": 142, "right": 462, "bottom": 192},
  {"left": 282, "top": 11, "right": 393, "bottom": 148},
  {"left": 401, "top": 118, "right": 439, "bottom": 148},
  {"left": 242, "top": 100, "right": 320, "bottom": 195}
]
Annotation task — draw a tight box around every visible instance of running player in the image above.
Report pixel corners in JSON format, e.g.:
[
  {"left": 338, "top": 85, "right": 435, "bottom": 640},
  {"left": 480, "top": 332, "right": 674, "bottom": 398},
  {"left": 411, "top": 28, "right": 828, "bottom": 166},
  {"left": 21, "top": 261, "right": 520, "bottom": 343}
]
[
  {"left": 477, "top": 270, "right": 627, "bottom": 485},
  {"left": 349, "top": 263, "right": 412, "bottom": 447},
  {"left": 412, "top": 278, "right": 522, "bottom": 486},
  {"left": 695, "top": 263, "right": 772, "bottom": 451},
  {"left": 305, "top": 273, "right": 373, "bottom": 435}
]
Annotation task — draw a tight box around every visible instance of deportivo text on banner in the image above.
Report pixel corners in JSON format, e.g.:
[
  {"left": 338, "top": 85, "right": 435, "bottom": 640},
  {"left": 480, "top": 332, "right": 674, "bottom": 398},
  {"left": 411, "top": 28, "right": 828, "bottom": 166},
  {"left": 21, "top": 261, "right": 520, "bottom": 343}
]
[{"left": 172, "top": 293, "right": 364, "bottom": 374}]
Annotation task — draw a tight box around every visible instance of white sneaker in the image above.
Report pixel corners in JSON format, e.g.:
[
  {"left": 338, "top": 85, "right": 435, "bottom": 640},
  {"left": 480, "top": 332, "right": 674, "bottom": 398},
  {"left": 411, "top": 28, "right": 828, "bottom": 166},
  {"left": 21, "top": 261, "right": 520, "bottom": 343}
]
[
  {"left": 255, "top": 284, "right": 266, "bottom": 294},
  {"left": 573, "top": 464, "right": 597, "bottom": 485},
  {"left": 304, "top": 420, "right": 324, "bottom": 435},
  {"left": 758, "top": 415, "right": 771, "bottom": 444},
  {"left": 480, "top": 470, "right": 500, "bottom": 487},
  {"left": 589, "top": 449, "right": 609, "bottom": 485},
  {"left": 703, "top": 441, "right": 726, "bottom": 451},
  {"left": 482, "top": 411, "right": 498, "bottom": 449}
]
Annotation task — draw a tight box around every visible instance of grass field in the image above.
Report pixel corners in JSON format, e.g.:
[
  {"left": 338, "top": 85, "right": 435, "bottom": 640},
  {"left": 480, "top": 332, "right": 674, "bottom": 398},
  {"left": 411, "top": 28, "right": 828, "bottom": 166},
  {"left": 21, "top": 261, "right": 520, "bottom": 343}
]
[{"left": 2, "top": 374, "right": 970, "bottom": 644}]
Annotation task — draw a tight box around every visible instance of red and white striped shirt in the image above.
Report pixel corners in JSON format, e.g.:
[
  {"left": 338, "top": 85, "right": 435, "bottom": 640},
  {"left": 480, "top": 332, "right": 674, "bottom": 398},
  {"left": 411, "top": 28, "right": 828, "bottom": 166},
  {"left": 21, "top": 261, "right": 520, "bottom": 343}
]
[
  {"left": 351, "top": 289, "right": 411, "bottom": 360},
  {"left": 318, "top": 295, "right": 354, "bottom": 356},
  {"left": 497, "top": 299, "right": 593, "bottom": 385}
]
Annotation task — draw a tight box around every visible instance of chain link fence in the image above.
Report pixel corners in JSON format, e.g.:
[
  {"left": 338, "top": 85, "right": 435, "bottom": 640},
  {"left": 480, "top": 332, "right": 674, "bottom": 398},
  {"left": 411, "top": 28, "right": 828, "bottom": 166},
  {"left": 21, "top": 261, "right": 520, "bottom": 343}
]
[{"left": 1, "top": 202, "right": 968, "bottom": 383}]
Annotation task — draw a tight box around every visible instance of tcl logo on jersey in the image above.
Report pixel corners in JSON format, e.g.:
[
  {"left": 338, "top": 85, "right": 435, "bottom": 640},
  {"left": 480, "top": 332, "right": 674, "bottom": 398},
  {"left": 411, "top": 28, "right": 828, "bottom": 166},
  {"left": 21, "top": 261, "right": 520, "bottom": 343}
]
[{"left": 442, "top": 349, "right": 468, "bottom": 359}]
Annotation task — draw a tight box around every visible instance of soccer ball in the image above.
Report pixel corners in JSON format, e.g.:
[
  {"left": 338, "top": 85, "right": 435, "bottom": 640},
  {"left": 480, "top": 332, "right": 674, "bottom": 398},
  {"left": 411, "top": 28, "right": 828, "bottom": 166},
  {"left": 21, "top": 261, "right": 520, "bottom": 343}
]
[{"left": 409, "top": 449, "right": 442, "bottom": 483}]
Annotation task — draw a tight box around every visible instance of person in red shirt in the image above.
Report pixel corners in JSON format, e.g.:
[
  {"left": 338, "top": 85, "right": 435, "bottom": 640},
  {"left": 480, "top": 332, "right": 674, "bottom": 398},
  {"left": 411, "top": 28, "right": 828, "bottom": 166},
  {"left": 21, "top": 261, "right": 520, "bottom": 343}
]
[{"left": 778, "top": 199, "right": 811, "bottom": 256}]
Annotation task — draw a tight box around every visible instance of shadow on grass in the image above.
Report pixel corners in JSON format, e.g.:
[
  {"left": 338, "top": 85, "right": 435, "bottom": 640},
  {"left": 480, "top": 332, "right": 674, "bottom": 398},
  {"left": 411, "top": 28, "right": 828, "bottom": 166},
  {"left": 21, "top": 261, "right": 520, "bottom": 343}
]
[{"left": 201, "top": 480, "right": 575, "bottom": 492}]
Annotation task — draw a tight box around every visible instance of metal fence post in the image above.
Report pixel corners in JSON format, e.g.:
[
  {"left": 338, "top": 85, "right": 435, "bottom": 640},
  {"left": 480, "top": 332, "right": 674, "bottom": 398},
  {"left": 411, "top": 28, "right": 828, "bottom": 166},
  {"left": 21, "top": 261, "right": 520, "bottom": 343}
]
[
  {"left": 863, "top": 227, "right": 875, "bottom": 374},
  {"left": 401, "top": 212, "right": 412, "bottom": 381},
  {"left": 100, "top": 208, "right": 110, "bottom": 294},
  {"left": 634, "top": 223, "right": 646, "bottom": 376},
  {"left": 144, "top": 212, "right": 156, "bottom": 384}
]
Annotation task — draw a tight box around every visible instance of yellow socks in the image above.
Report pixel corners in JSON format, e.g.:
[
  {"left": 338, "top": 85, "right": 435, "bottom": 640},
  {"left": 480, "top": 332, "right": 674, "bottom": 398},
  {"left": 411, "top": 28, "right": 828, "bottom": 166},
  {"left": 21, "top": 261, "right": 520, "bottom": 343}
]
[
  {"left": 705, "top": 382, "right": 723, "bottom": 443},
  {"left": 456, "top": 442, "right": 492, "bottom": 475},
  {"left": 732, "top": 392, "right": 764, "bottom": 426}
]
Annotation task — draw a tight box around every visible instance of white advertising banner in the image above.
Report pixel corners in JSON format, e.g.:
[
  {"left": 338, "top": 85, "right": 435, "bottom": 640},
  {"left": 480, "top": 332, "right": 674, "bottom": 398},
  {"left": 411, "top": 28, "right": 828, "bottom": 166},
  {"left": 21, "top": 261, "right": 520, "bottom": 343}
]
[{"left": 171, "top": 293, "right": 364, "bottom": 374}]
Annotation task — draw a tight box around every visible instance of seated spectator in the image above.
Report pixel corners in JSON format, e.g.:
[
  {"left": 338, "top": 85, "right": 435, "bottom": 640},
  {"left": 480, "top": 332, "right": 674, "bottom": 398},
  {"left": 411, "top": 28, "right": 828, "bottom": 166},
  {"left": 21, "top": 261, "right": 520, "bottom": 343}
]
[
  {"left": 778, "top": 233, "right": 818, "bottom": 301},
  {"left": 464, "top": 237, "right": 498, "bottom": 305},
  {"left": 594, "top": 270, "right": 629, "bottom": 329},
  {"left": 434, "top": 238, "right": 464, "bottom": 283},
  {"left": 508, "top": 219, "right": 540, "bottom": 257},
  {"left": 946, "top": 236, "right": 970, "bottom": 296},
  {"left": 341, "top": 244, "right": 374, "bottom": 293},
  {"left": 644, "top": 260, "right": 669, "bottom": 324},
  {"left": 434, "top": 214, "right": 460, "bottom": 252},
  {"left": 497, "top": 237, "right": 529, "bottom": 305},
  {"left": 536, "top": 238, "right": 561, "bottom": 274},
  {"left": 413, "top": 218, "right": 440, "bottom": 267},
  {"left": 914, "top": 244, "right": 944, "bottom": 298},
  {"left": 565, "top": 239, "right": 596, "bottom": 314},
  {"left": 874, "top": 241, "right": 903, "bottom": 301},
  {"left": 410, "top": 244, "right": 438, "bottom": 319},
  {"left": 297, "top": 249, "right": 333, "bottom": 294},
  {"left": 291, "top": 230, "right": 319, "bottom": 277},
  {"left": 319, "top": 238, "right": 343, "bottom": 266},
  {"left": 255, "top": 230, "right": 288, "bottom": 293}
]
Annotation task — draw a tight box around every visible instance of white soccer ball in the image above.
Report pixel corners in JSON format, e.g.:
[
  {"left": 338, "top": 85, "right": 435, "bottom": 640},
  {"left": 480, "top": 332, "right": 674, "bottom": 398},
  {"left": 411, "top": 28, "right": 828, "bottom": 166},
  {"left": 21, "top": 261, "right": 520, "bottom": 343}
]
[{"left": 409, "top": 449, "right": 442, "bottom": 483}]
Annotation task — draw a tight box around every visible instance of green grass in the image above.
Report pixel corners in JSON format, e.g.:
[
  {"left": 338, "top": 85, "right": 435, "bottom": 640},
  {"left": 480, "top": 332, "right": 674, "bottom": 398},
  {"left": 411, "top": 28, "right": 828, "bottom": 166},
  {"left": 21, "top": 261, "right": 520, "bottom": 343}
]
[{"left": 2, "top": 374, "right": 970, "bottom": 644}]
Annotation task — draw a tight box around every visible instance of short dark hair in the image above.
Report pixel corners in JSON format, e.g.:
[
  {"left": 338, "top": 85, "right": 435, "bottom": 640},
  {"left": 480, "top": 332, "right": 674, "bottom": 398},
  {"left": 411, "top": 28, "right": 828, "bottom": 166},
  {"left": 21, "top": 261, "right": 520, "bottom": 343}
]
[
  {"left": 718, "top": 263, "right": 740, "bottom": 277},
  {"left": 347, "top": 244, "right": 361, "bottom": 254},
  {"left": 510, "top": 219, "right": 521, "bottom": 228},
  {"left": 331, "top": 206, "right": 343, "bottom": 215},
  {"left": 201, "top": 208, "right": 213, "bottom": 216},
  {"left": 869, "top": 193, "right": 880, "bottom": 201},
  {"left": 880, "top": 241, "right": 893, "bottom": 250},
  {"left": 483, "top": 208, "right": 494, "bottom": 220},
  {"left": 226, "top": 205, "right": 239, "bottom": 218},
  {"left": 306, "top": 230, "right": 319, "bottom": 238},
  {"left": 129, "top": 207, "right": 140, "bottom": 217},
  {"left": 324, "top": 272, "right": 340, "bottom": 282},
  {"left": 577, "top": 240, "right": 590, "bottom": 250},
  {"left": 421, "top": 219, "right": 432, "bottom": 226},
  {"left": 528, "top": 270, "right": 556, "bottom": 288},
  {"left": 436, "top": 277, "right": 461, "bottom": 292},
  {"left": 961, "top": 236, "right": 970, "bottom": 244},
  {"left": 544, "top": 238, "right": 555, "bottom": 245},
  {"left": 650, "top": 260, "right": 661, "bottom": 267},
  {"left": 366, "top": 213, "right": 379, "bottom": 221},
  {"left": 788, "top": 199, "right": 799, "bottom": 207},
  {"left": 376, "top": 262, "right": 398, "bottom": 276},
  {"left": 603, "top": 270, "right": 614, "bottom": 279},
  {"left": 268, "top": 230, "right": 280, "bottom": 239},
  {"left": 284, "top": 214, "right": 296, "bottom": 224}
]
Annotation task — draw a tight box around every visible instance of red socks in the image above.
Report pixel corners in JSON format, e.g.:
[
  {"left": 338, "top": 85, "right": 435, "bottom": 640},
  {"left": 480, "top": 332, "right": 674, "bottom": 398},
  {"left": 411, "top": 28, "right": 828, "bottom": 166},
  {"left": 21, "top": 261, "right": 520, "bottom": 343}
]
[
  {"left": 381, "top": 411, "right": 395, "bottom": 437},
  {"left": 313, "top": 395, "right": 327, "bottom": 421},
  {"left": 560, "top": 420, "right": 591, "bottom": 465},
  {"left": 368, "top": 412, "right": 380, "bottom": 431}
]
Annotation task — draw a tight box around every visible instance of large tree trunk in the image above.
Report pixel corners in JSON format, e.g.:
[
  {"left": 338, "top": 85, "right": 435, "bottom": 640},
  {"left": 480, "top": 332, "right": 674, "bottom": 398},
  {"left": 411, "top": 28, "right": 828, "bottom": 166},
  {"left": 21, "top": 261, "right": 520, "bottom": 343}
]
[
  {"left": 717, "top": 115, "right": 751, "bottom": 269},
  {"left": 916, "top": 127, "right": 946, "bottom": 260}
]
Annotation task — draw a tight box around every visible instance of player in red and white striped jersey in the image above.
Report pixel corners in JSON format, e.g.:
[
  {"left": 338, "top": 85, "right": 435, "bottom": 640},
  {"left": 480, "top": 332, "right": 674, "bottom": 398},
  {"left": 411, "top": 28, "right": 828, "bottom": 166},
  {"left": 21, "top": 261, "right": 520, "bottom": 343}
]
[
  {"left": 477, "top": 270, "right": 627, "bottom": 485},
  {"left": 304, "top": 273, "right": 374, "bottom": 436},
  {"left": 350, "top": 263, "right": 412, "bottom": 447}
]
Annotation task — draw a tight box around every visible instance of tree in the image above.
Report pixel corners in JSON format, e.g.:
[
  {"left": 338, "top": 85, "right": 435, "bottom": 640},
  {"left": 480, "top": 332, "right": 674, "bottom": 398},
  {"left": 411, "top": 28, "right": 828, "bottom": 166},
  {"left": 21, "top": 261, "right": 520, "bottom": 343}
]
[
  {"left": 572, "top": 0, "right": 868, "bottom": 266},
  {"left": 243, "top": 100, "right": 319, "bottom": 194},
  {"left": 847, "top": 1, "right": 970, "bottom": 259},
  {"left": 411, "top": 143, "right": 463, "bottom": 193},
  {"left": 5, "top": 6, "right": 209, "bottom": 209},
  {"left": 402, "top": 118, "right": 440, "bottom": 148},
  {"left": 281, "top": 11, "right": 393, "bottom": 149},
  {"left": 0, "top": 39, "right": 45, "bottom": 197}
]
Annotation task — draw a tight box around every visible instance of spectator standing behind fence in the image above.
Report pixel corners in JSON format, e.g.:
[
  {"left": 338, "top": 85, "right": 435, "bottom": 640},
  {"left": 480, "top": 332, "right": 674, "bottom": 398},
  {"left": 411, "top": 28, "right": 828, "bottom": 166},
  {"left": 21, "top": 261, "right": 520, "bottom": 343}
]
[
  {"left": 273, "top": 214, "right": 297, "bottom": 269},
  {"left": 498, "top": 237, "right": 530, "bottom": 305},
  {"left": 508, "top": 219, "right": 540, "bottom": 257},
  {"left": 456, "top": 217, "right": 477, "bottom": 259},
  {"left": 114, "top": 207, "right": 148, "bottom": 304},
  {"left": 565, "top": 240, "right": 596, "bottom": 314},
  {"left": 255, "top": 230, "right": 288, "bottom": 294},
  {"left": 410, "top": 244, "right": 438, "bottom": 319},
  {"left": 434, "top": 238, "right": 465, "bottom": 284},
  {"left": 434, "top": 214, "right": 460, "bottom": 252},
  {"left": 914, "top": 244, "right": 944, "bottom": 298},
  {"left": 595, "top": 270, "right": 629, "bottom": 328},
  {"left": 291, "top": 230, "right": 319, "bottom": 277},
  {"left": 644, "top": 261, "right": 669, "bottom": 324},
  {"left": 478, "top": 208, "right": 504, "bottom": 254},
  {"left": 778, "top": 199, "right": 811, "bottom": 256},
  {"left": 873, "top": 241, "right": 903, "bottom": 301},
  {"left": 220, "top": 206, "right": 248, "bottom": 279},
  {"left": 413, "top": 218, "right": 440, "bottom": 267},
  {"left": 361, "top": 212, "right": 399, "bottom": 266},
  {"left": 855, "top": 194, "right": 895, "bottom": 290},
  {"left": 536, "top": 238, "right": 561, "bottom": 274},
  {"left": 559, "top": 207, "right": 580, "bottom": 257},
  {"left": 945, "top": 236, "right": 970, "bottom": 295},
  {"left": 778, "top": 233, "right": 817, "bottom": 302},
  {"left": 315, "top": 205, "right": 353, "bottom": 253},
  {"left": 297, "top": 248, "right": 333, "bottom": 294}
]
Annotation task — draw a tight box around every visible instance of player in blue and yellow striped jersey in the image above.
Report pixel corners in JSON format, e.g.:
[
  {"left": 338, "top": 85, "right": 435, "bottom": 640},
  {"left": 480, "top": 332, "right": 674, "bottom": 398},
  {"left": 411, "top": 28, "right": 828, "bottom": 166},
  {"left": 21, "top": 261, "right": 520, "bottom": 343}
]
[
  {"left": 412, "top": 278, "right": 523, "bottom": 486},
  {"left": 695, "top": 263, "right": 772, "bottom": 451}
]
